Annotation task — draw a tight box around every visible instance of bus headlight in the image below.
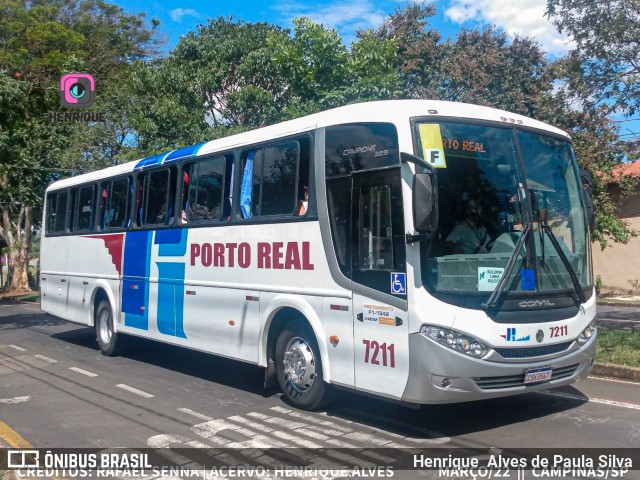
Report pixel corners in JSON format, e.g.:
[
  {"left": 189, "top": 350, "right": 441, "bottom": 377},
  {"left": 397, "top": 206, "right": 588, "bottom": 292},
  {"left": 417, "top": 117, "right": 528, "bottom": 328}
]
[
  {"left": 420, "top": 325, "right": 489, "bottom": 359},
  {"left": 577, "top": 320, "right": 597, "bottom": 346}
]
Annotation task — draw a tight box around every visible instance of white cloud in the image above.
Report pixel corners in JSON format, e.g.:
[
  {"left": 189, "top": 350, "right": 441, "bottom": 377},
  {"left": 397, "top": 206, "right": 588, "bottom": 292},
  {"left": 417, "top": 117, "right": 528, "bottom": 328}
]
[
  {"left": 273, "top": 0, "right": 387, "bottom": 44},
  {"left": 443, "top": 0, "right": 575, "bottom": 55},
  {"left": 169, "top": 8, "right": 200, "bottom": 23}
]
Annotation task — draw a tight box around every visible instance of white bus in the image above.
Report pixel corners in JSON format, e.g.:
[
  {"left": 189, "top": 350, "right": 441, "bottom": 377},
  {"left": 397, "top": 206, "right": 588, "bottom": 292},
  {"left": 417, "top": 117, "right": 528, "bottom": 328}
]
[{"left": 40, "top": 100, "right": 597, "bottom": 410}]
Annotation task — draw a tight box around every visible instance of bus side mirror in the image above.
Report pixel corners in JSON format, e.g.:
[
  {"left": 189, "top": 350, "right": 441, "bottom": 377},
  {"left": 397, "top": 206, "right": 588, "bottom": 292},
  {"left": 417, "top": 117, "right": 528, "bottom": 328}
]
[
  {"left": 413, "top": 172, "right": 438, "bottom": 238},
  {"left": 579, "top": 168, "right": 595, "bottom": 231}
]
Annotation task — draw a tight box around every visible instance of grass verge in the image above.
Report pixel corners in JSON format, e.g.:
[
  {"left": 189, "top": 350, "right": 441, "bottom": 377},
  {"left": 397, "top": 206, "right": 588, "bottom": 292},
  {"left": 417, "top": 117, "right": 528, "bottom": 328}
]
[
  {"left": 596, "top": 328, "right": 640, "bottom": 368},
  {"left": 14, "top": 292, "right": 39, "bottom": 302}
]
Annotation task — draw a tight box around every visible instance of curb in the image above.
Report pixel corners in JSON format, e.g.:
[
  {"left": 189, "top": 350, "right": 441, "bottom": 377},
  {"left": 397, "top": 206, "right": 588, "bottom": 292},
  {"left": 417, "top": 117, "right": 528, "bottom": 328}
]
[{"left": 591, "top": 363, "right": 640, "bottom": 382}]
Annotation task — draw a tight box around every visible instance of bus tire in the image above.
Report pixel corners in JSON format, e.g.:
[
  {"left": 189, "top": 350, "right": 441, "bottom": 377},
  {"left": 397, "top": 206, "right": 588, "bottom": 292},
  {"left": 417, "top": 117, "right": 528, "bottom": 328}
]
[
  {"left": 95, "top": 299, "right": 127, "bottom": 356},
  {"left": 275, "top": 325, "right": 330, "bottom": 410}
]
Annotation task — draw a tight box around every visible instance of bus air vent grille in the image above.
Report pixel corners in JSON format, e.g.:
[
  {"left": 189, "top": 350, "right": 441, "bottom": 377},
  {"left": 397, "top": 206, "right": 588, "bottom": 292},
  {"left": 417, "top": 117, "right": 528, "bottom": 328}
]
[
  {"left": 494, "top": 341, "right": 573, "bottom": 359},
  {"left": 474, "top": 364, "right": 579, "bottom": 390}
]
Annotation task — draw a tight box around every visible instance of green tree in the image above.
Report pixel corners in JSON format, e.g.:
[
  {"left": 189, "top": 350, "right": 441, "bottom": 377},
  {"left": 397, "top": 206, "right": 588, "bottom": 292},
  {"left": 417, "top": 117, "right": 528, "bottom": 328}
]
[
  {"left": 128, "top": 16, "right": 400, "bottom": 150},
  {"left": 0, "top": 0, "right": 159, "bottom": 290},
  {"left": 546, "top": 0, "right": 640, "bottom": 119},
  {"left": 541, "top": 0, "right": 640, "bottom": 247},
  {"left": 171, "top": 17, "right": 289, "bottom": 129},
  {"left": 436, "top": 28, "right": 550, "bottom": 117}
]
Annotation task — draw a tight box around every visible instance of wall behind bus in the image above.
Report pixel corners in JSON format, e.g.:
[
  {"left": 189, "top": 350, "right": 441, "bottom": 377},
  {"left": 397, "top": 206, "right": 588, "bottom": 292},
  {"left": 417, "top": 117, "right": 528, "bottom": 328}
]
[{"left": 592, "top": 164, "right": 640, "bottom": 295}]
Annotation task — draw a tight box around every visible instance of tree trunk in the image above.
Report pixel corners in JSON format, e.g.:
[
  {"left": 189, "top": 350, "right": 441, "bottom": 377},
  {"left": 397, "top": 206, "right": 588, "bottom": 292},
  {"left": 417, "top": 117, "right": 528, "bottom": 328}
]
[
  {"left": 10, "top": 243, "right": 30, "bottom": 291},
  {"left": 1, "top": 204, "right": 33, "bottom": 292}
]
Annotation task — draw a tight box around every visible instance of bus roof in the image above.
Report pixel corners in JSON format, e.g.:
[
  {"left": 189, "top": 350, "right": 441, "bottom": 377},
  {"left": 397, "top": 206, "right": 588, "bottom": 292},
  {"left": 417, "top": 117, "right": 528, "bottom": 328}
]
[{"left": 47, "top": 99, "right": 570, "bottom": 191}]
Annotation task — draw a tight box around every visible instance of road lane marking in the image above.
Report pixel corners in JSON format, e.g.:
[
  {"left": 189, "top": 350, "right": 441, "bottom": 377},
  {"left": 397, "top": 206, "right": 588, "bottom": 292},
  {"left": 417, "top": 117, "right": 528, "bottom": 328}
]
[
  {"left": 271, "top": 406, "right": 450, "bottom": 445},
  {"left": 178, "top": 408, "right": 213, "bottom": 421},
  {"left": 115, "top": 384, "right": 154, "bottom": 398},
  {"left": 34, "top": 355, "right": 57, "bottom": 363},
  {"left": 0, "top": 396, "right": 31, "bottom": 405},
  {"left": 0, "top": 421, "right": 32, "bottom": 448},
  {"left": 69, "top": 367, "right": 98, "bottom": 377},
  {"left": 172, "top": 409, "right": 442, "bottom": 469},
  {"left": 148, "top": 433, "right": 209, "bottom": 449},
  {"left": 227, "top": 415, "right": 275, "bottom": 432},
  {"left": 539, "top": 390, "right": 640, "bottom": 410},
  {"left": 589, "top": 376, "right": 640, "bottom": 386},
  {"left": 8, "top": 345, "right": 26, "bottom": 352}
]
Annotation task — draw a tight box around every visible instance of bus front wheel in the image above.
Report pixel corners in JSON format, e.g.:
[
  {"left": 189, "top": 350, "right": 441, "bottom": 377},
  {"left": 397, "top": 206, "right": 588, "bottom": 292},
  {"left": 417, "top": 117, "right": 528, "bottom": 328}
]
[
  {"left": 275, "top": 325, "right": 329, "bottom": 410},
  {"left": 96, "top": 299, "right": 127, "bottom": 356}
]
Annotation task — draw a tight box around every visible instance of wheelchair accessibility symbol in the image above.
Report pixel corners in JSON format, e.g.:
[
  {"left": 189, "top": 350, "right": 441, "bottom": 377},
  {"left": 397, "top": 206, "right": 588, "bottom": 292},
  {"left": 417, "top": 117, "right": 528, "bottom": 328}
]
[{"left": 390, "top": 272, "right": 406, "bottom": 295}]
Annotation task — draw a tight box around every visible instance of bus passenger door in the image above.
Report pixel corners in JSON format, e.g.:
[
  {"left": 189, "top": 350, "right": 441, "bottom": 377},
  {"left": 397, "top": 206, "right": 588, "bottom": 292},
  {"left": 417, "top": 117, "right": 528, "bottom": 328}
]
[{"left": 351, "top": 170, "right": 410, "bottom": 399}]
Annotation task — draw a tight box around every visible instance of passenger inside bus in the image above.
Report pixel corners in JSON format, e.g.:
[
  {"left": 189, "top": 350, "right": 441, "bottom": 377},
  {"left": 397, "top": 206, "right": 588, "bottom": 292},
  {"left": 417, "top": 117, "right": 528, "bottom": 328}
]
[
  {"left": 296, "top": 185, "right": 309, "bottom": 216},
  {"left": 181, "top": 170, "right": 189, "bottom": 223}
]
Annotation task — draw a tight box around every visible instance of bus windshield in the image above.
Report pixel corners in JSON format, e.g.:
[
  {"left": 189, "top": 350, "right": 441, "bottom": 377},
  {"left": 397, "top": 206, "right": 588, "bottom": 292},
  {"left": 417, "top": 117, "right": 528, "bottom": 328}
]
[{"left": 415, "top": 121, "right": 590, "bottom": 302}]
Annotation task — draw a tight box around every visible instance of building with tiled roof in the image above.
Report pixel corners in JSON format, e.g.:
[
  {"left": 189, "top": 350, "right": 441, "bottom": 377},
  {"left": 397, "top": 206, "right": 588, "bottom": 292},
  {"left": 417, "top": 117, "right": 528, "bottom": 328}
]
[{"left": 611, "top": 161, "right": 640, "bottom": 180}]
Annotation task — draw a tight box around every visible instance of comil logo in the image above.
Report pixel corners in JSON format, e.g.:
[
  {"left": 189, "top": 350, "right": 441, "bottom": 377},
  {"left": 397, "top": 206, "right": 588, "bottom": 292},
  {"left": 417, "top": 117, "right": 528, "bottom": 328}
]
[{"left": 60, "top": 73, "right": 95, "bottom": 108}]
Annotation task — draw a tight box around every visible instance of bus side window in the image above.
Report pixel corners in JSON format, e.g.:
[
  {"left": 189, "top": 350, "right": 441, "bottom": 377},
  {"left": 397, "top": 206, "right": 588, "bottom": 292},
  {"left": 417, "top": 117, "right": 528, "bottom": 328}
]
[
  {"left": 100, "top": 186, "right": 107, "bottom": 229},
  {"left": 327, "top": 178, "right": 351, "bottom": 278},
  {"left": 240, "top": 149, "right": 260, "bottom": 219},
  {"left": 101, "top": 178, "right": 129, "bottom": 230},
  {"left": 137, "top": 167, "right": 175, "bottom": 226},
  {"left": 74, "top": 185, "right": 95, "bottom": 231},
  {"left": 240, "top": 140, "right": 307, "bottom": 219},
  {"left": 67, "top": 188, "right": 78, "bottom": 233},
  {"left": 185, "top": 156, "right": 227, "bottom": 223},
  {"left": 46, "top": 191, "right": 69, "bottom": 234},
  {"left": 261, "top": 142, "right": 298, "bottom": 216},
  {"left": 296, "top": 138, "right": 311, "bottom": 216}
]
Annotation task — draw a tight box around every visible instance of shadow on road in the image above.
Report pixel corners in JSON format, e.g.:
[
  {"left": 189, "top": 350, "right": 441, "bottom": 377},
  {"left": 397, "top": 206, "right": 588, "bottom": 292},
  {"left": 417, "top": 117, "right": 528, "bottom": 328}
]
[
  {"left": 49, "top": 325, "right": 588, "bottom": 441},
  {"left": 0, "top": 312, "right": 68, "bottom": 330},
  {"left": 51, "top": 327, "right": 271, "bottom": 396},
  {"left": 319, "top": 385, "right": 588, "bottom": 440}
]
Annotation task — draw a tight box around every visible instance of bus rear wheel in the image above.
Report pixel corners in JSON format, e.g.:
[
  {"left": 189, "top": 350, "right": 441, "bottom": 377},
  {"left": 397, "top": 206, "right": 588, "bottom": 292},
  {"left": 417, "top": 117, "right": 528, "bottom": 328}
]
[
  {"left": 96, "top": 299, "right": 127, "bottom": 356},
  {"left": 275, "top": 326, "right": 329, "bottom": 410}
]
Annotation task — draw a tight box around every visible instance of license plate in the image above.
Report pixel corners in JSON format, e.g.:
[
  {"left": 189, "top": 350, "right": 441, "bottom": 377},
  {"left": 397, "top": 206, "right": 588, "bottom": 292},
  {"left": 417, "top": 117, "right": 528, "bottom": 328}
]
[{"left": 524, "top": 367, "right": 552, "bottom": 384}]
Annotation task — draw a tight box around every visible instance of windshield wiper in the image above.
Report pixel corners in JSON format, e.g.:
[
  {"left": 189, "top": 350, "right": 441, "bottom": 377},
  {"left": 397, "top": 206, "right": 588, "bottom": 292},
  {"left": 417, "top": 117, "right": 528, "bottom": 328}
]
[
  {"left": 541, "top": 225, "right": 586, "bottom": 304},
  {"left": 529, "top": 188, "right": 586, "bottom": 305},
  {"left": 482, "top": 223, "right": 531, "bottom": 310}
]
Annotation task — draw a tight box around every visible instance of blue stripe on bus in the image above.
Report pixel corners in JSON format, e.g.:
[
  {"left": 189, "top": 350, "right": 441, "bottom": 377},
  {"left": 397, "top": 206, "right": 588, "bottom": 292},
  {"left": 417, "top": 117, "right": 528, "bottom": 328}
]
[
  {"left": 163, "top": 143, "right": 206, "bottom": 164},
  {"left": 134, "top": 152, "right": 169, "bottom": 170},
  {"left": 134, "top": 143, "right": 207, "bottom": 171},
  {"left": 155, "top": 228, "right": 188, "bottom": 256},
  {"left": 156, "top": 263, "right": 186, "bottom": 338},
  {"left": 122, "top": 230, "right": 152, "bottom": 330},
  {"left": 156, "top": 228, "right": 188, "bottom": 338},
  {"left": 120, "top": 229, "right": 188, "bottom": 337}
]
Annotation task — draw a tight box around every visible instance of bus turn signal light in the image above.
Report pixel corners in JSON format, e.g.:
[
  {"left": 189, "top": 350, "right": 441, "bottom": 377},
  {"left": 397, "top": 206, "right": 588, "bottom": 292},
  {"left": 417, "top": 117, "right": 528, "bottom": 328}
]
[{"left": 329, "top": 335, "right": 339, "bottom": 345}]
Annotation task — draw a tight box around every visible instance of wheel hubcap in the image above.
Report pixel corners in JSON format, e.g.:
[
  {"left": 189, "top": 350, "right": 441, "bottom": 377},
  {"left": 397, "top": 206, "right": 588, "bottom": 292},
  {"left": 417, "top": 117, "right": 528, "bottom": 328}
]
[
  {"left": 283, "top": 337, "right": 316, "bottom": 392},
  {"left": 99, "top": 309, "right": 112, "bottom": 344}
]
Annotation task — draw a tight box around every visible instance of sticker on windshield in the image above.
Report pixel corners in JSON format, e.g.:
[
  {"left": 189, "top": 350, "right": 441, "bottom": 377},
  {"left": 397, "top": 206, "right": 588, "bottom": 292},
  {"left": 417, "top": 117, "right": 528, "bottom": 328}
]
[
  {"left": 418, "top": 124, "right": 447, "bottom": 168},
  {"left": 478, "top": 267, "right": 504, "bottom": 291},
  {"left": 520, "top": 269, "right": 536, "bottom": 291}
]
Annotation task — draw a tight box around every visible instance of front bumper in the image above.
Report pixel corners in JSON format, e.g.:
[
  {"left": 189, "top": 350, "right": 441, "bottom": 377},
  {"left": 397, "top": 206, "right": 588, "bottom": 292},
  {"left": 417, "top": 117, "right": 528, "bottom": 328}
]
[{"left": 401, "top": 330, "right": 597, "bottom": 404}]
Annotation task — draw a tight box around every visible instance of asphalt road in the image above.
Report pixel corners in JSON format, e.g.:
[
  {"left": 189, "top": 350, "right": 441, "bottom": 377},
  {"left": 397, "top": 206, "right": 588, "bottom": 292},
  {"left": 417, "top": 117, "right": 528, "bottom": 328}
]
[
  {"left": 1, "top": 303, "right": 639, "bottom": 478},
  {"left": 596, "top": 304, "right": 640, "bottom": 330}
]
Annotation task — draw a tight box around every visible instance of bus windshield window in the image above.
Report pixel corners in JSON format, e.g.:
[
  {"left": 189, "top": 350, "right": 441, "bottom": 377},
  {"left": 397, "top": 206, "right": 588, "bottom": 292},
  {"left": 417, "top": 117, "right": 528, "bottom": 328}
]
[
  {"left": 517, "top": 131, "right": 590, "bottom": 292},
  {"left": 415, "top": 121, "right": 590, "bottom": 297}
]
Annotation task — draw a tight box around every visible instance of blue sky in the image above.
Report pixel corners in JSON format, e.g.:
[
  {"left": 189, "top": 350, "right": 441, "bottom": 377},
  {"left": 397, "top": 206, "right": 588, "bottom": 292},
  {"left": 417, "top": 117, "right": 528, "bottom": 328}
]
[{"left": 115, "top": 0, "right": 573, "bottom": 57}]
